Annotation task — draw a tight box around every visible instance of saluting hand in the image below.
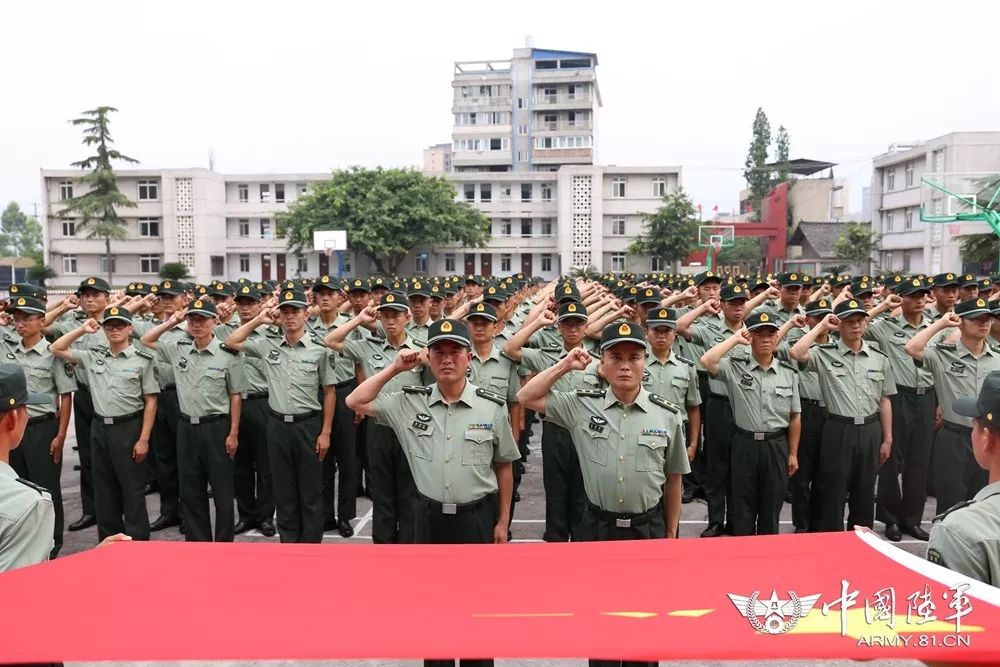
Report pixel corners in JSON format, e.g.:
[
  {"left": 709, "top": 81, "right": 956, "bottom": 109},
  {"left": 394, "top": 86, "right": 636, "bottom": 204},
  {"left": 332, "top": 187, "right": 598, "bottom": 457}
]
[
  {"left": 80, "top": 318, "right": 100, "bottom": 334},
  {"left": 789, "top": 314, "right": 807, "bottom": 329},
  {"left": 833, "top": 288, "right": 853, "bottom": 306},
  {"left": 884, "top": 293, "right": 903, "bottom": 310},
  {"left": 938, "top": 312, "right": 961, "bottom": 329},
  {"left": 392, "top": 348, "right": 423, "bottom": 373},
  {"left": 168, "top": 309, "right": 187, "bottom": 326},
  {"left": 257, "top": 308, "right": 280, "bottom": 325},
  {"left": 62, "top": 294, "right": 80, "bottom": 309},
  {"left": 536, "top": 309, "right": 557, "bottom": 327},
  {"left": 681, "top": 285, "right": 699, "bottom": 300},
  {"left": 358, "top": 305, "right": 378, "bottom": 326},
  {"left": 561, "top": 346, "right": 592, "bottom": 371},
  {"left": 764, "top": 286, "right": 781, "bottom": 301},
  {"left": 703, "top": 299, "right": 722, "bottom": 315},
  {"left": 820, "top": 313, "right": 840, "bottom": 332},
  {"left": 733, "top": 328, "right": 751, "bottom": 345}
]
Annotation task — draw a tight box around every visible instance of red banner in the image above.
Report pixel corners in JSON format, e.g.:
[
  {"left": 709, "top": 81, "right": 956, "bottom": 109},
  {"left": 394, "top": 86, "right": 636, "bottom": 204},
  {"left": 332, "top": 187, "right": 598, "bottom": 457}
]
[{"left": 1, "top": 530, "right": 998, "bottom": 663}]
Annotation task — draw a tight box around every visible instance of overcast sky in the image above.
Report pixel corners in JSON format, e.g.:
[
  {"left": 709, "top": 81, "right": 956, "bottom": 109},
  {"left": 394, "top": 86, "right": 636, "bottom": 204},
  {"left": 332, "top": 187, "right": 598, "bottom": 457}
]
[{"left": 2, "top": 0, "right": 996, "bottom": 219}]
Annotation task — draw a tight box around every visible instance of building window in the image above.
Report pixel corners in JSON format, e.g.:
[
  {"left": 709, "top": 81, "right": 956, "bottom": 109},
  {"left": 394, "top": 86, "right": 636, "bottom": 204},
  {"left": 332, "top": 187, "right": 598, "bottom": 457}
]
[
  {"left": 905, "top": 163, "right": 914, "bottom": 188},
  {"left": 883, "top": 251, "right": 894, "bottom": 269},
  {"left": 480, "top": 183, "right": 492, "bottom": 203},
  {"left": 501, "top": 253, "right": 512, "bottom": 272},
  {"left": 62, "top": 255, "right": 77, "bottom": 274},
  {"left": 541, "top": 254, "right": 552, "bottom": 272},
  {"left": 651, "top": 256, "right": 665, "bottom": 271},
  {"left": 260, "top": 219, "right": 272, "bottom": 239},
  {"left": 902, "top": 250, "right": 912, "bottom": 272},
  {"left": 239, "top": 254, "right": 250, "bottom": 272},
  {"left": 520, "top": 218, "right": 532, "bottom": 237},
  {"left": 464, "top": 183, "right": 476, "bottom": 202},
  {"left": 238, "top": 219, "right": 250, "bottom": 238},
  {"left": 517, "top": 98, "right": 526, "bottom": 109},
  {"left": 444, "top": 253, "right": 456, "bottom": 273},
  {"left": 612, "top": 177, "right": 627, "bottom": 198},
  {"left": 100, "top": 255, "right": 116, "bottom": 274},
  {"left": 211, "top": 256, "right": 224, "bottom": 277},
  {"left": 296, "top": 255, "right": 308, "bottom": 273},
  {"left": 139, "top": 255, "right": 161, "bottom": 274},
  {"left": 540, "top": 184, "right": 553, "bottom": 202},
  {"left": 259, "top": 184, "right": 271, "bottom": 203},
  {"left": 415, "top": 253, "right": 428, "bottom": 274},
  {"left": 275, "top": 184, "right": 285, "bottom": 203},
  {"left": 611, "top": 216, "right": 626, "bottom": 235},
  {"left": 540, "top": 218, "right": 553, "bottom": 235},
  {"left": 343, "top": 255, "right": 352, "bottom": 273},
  {"left": 59, "top": 180, "right": 73, "bottom": 200},
  {"left": 499, "top": 219, "right": 512, "bottom": 236},
  {"left": 885, "top": 211, "right": 894, "bottom": 231},
  {"left": 611, "top": 253, "right": 626, "bottom": 272},
  {"left": 886, "top": 168, "right": 895, "bottom": 191},
  {"left": 138, "top": 217, "right": 160, "bottom": 237},
  {"left": 138, "top": 179, "right": 159, "bottom": 201},
  {"left": 904, "top": 208, "right": 914, "bottom": 230},
  {"left": 521, "top": 184, "right": 532, "bottom": 202},
  {"left": 238, "top": 184, "right": 249, "bottom": 202},
  {"left": 61, "top": 219, "right": 76, "bottom": 237},
  {"left": 517, "top": 124, "right": 528, "bottom": 135},
  {"left": 652, "top": 177, "right": 667, "bottom": 198},
  {"left": 517, "top": 151, "right": 528, "bottom": 163}
]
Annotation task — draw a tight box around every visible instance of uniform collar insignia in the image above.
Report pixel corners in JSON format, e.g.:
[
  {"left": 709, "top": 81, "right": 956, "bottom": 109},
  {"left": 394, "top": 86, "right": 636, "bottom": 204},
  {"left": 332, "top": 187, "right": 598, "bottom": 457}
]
[{"left": 416, "top": 413, "right": 431, "bottom": 422}]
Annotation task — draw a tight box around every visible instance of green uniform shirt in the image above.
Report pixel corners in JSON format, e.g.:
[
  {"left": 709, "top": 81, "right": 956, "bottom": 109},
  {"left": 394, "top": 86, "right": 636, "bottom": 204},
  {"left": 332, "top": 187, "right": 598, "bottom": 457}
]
[
  {"left": 803, "top": 339, "right": 896, "bottom": 418},
  {"left": 406, "top": 320, "right": 432, "bottom": 344},
  {"left": 236, "top": 327, "right": 270, "bottom": 394},
  {"left": 469, "top": 345, "right": 520, "bottom": 404},
  {"left": 48, "top": 312, "right": 110, "bottom": 387},
  {"left": 528, "top": 326, "right": 562, "bottom": 350},
  {"left": 241, "top": 332, "right": 335, "bottom": 414},
  {"left": 865, "top": 314, "right": 934, "bottom": 390},
  {"left": 714, "top": 354, "right": 801, "bottom": 432},
  {"left": 642, "top": 353, "right": 700, "bottom": 408},
  {"left": 681, "top": 312, "right": 724, "bottom": 375},
  {"left": 342, "top": 334, "right": 425, "bottom": 391},
  {"left": 543, "top": 388, "right": 690, "bottom": 513},
  {"left": 520, "top": 345, "right": 601, "bottom": 393},
  {"left": 927, "top": 480, "right": 1000, "bottom": 586},
  {"left": 131, "top": 320, "right": 187, "bottom": 389},
  {"left": 213, "top": 319, "right": 239, "bottom": 343},
  {"left": 372, "top": 382, "right": 519, "bottom": 504},
  {"left": 918, "top": 341, "right": 1000, "bottom": 427},
  {"left": 75, "top": 346, "right": 159, "bottom": 417},
  {"left": 13, "top": 337, "right": 77, "bottom": 418},
  {"left": 689, "top": 318, "right": 741, "bottom": 395},
  {"left": 307, "top": 314, "right": 354, "bottom": 384},
  {"left": 157, "top": 336, "right": 246, "bottom": 417},
  {"left": 0, "top": 461, "right": 54, "bottom": 572},
  {"left": 777, "top": 330, "right": 829, "bottom": 403}
]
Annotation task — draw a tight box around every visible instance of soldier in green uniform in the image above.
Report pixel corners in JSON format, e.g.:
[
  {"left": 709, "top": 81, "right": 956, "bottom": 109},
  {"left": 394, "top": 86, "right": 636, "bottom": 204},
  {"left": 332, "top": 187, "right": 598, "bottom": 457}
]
[
  {"left": 50, "top": 306, "right": 159, "bottom": 541},
  {"left": 8, "top": 297, "right": 76, "bottom": 557},
  {"left": 326, "top": 291, "right": 424, "bottom": 543},
  {"left": 958, "top": 273, "right": 980, "bottom": 302},
  {"left": 905, "top": 297, "right": 1000, "bottom": 514},
  {"left": 225, "top": 290, "right": 336, "bottom": 544},
  {"left": 927, "top": 371, "right": 1000, "bottom": 584},
  {"left": 230, "top": 284, "right": 276, "bottom": 537},
  {"left": 701, "top": 312, "right": 801, "bottom": 535},
  {"left": 642, "top": 308, "right": 700, "bottom": 464},
  {"left": 141, "top": 300, "right": 245, "bottom": 542},
  {"left": 927, "top": 272, "right": 960, "bottom": 320},
  {"left": 428, "top": 284, "right": 445, "bottom": 321},
  {"left": 755, "top": 272, "right": 806, "bottom": 326},
  {"left": 407, "top": 281, "right": 434, "bottom": 343},
  {"left": 865, "top": 277, "right": 936, "bottom": 541},
  {"left": 790, "top": 300, "right": 896, "bottom": 532}
]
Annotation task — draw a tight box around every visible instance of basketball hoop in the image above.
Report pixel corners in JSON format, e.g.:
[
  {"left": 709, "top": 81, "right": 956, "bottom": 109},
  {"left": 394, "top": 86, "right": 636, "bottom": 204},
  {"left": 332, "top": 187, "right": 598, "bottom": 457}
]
[{"left": 323, "top": 242, "right": 335, "bottom": 258}]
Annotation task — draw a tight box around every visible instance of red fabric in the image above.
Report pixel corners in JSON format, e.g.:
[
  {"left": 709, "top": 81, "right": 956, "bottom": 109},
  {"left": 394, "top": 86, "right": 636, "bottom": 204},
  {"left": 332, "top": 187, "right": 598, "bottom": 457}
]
[{"left": 2, "top": 531, "right": 999, "bottom": 663}]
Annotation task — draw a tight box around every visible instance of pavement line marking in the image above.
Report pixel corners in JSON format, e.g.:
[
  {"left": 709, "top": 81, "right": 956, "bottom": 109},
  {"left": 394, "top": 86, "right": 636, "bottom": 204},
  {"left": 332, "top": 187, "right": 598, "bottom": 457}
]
[{"left": 351, "top": 507, "right": 375, "bottom": 536}]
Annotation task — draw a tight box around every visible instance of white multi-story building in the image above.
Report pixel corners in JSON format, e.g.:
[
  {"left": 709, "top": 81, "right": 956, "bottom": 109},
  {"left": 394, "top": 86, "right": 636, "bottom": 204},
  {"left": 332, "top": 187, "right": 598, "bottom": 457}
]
[{"left": 872, "top": 132, "right": 1000, "bottom": 274}]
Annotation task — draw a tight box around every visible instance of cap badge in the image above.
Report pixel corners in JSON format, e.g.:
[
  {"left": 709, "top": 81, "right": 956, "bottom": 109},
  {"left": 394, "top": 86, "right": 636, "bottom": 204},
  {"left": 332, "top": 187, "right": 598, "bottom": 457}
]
[
  {"left": 790, "top": 273, "right": 797, "bottom": 280},
  {"left": 706, "top": 271, "right": 713, "bottom": 277},
  {"left": 321, "top": 276, "right": 329, "bottom": 283},
  {"left": 618, "top": 323, "right": 631, "bottom": 335},
  {"left": 163, "top": 281, "right": 171, "bottom": 288},
  {"left": 284, "top": 291, "right": 293, "bottom": 299},
  {"left": 354, "top": 280, "right": 362, "bottom": 286},
  {"left": 849, "top": 300, "right": 858, "bottom": 308},
  {"left": 734, "top": 286, "right": 742, "bottom": 293},
  {"left": 87, "top": 278, "right": 95, "bottom": 285},
  {"left": 913, "top": 279, "right": 921, "bottom": 286},
  {"left": 241, "top": 286, "right": 250, "bottom": 294},
  {"left": 386, "top": 294, "right": 395, "bottom": 303},
  {"left": 16, "top": 297, "right": 25, "bottom": 306},
  {"left": 978, "top": 299, "right": 986, "bottom": 307},
  {"left": 109, "top": 307, "right": 119, "bottom": 316},
  {"left": 989, "top": 413, "right": 994, "bottom": 422},
  {"left": 476, "top": 304, "right": 484, "bottom": 311},
  {"left": 9, "top": 286, "right": 17, "bottom": 293},
  {"left": 564, "top": 286, "right": 572, "bottom": 294},
  {"left": 567, "top": 303, "right": 577, "bottom": 312},
  {"left": 414, "top": 282, "right": 422, "bottom": 289},
  {"left": 8, "top": 398, "right": 14, "bottom": 406},
  {"left": 659, "top": 309, "right": 667, "bottom": 318},
  {"left": 194, "top": 300, "right": 203, "bottom": 308},
  {"left": 947, "top": 273, "right": 955, "bottom": 280},
  {"left": 760, "top": 313, "right": 769, "bottom": 322},
  {"left": 441, "top": 321, "right": 453, "bottom": 333}
]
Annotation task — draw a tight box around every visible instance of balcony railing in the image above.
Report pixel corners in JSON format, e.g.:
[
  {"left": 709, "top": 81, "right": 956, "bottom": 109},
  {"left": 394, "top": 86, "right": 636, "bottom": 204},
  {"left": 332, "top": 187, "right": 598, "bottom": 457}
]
[
  {"left": 453, "top": 96, "right": 512, "bottom": 109},
  {"left": 533, "top": 93, "right": 591, "bottom": 105},
  {"left": 533, "top": 120, "right": 593, "bottom": 132}
]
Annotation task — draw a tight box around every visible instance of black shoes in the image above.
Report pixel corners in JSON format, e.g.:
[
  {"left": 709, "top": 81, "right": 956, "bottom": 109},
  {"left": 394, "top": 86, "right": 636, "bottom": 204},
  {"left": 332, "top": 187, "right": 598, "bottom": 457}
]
[
  {"left": 150, "top": 514, "right": 180, "bottom": 532},
  {"left": 337, "top": 519, "right": 354, "bottom": 538},
  {"left": 233, "top": 518, "right": 256, "bottom": 535},
  {"left": 258, "top": 519, "right": 276, "bottom": 537},
  {"left": 700, "top": 523, "right": 724, "bottom": 538},
  {"left": 885, "top": 523, "right": 902, "bottom": 542},
  {"left": 324, "top": 516, "right": 339, "bottom": 532},
  {"left": 902, "top": 524, "right": 930, "bottom": 541},
  {"left": 68, "top": 514, "right": 96, "bottom": 531},
  {"left": 143, "top": 480, "right": 159, "bottom": 496},
  {"left": 681, "top": 489, "right": 695, "bottom": 504}
]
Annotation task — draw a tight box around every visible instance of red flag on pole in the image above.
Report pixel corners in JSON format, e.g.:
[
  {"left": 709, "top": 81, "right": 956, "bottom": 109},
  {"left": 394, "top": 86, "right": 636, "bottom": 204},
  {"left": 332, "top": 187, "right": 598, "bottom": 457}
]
[{"left": 712, "top": 205, "right": 719, "bottom": 213}]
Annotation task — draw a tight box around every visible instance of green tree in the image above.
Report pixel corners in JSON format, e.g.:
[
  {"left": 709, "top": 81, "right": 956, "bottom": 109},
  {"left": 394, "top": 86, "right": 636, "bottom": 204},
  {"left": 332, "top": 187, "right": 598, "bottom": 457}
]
[
  {"left": 774, "top": 125, "right": 791, "bottom": 184},
  {"left": 0, "top": 202, "right": 44, "bottom": 259},
  {"left": 959, "top": 234, "right": 997, "bottom": 264},
  {"left": 159, "top": 262, "right": 192, "bottom": 281},
  {"left": 743, "top": 107, "right": 772, "bottom": 218},
  {"left": 628, "top": 190, "right": 700, "bottom": 269},
  {"left": 58, "top": 107, "right": 138, "bottom": 285},
  {"left": 717, "top": 236, "right": 762, "bottom": 271},
  {"left": 277, "top": 167, "right": 490, "bottom": 275},
  {"left": 832, "top": 223, "right": 880, "bottom": 274},
  {"left": 568, "top": 264, "right": 599, "bottom": 280}
]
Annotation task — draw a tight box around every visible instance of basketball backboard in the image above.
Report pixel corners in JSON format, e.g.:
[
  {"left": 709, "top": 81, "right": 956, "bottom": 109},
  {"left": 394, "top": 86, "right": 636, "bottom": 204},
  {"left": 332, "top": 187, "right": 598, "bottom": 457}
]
[
  {"left": 920, "top": 172, "right": 1000, "bottom": 221},
  {"left": 697, "top": 225, "right": 735, "bottom": 248},
  {"left": 312, "top": 230, "right": 348, "bottom": 254}
]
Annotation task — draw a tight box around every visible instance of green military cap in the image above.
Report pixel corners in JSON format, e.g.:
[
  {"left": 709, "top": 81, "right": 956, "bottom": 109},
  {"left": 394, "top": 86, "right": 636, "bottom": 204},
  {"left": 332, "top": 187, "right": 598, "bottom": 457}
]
[
  {"left": 600, "top": 320, "right": 647, "bottom": 351},
  {"left": 801, "top": 274, "right": 813, "bottom": 286},
  {"left": 186, "top": 298, "right": 218, "bottom": 318},
  {"left": 443, "top": 283, "right": 458, "bottom": 296},
  {"left": 100, "top": 305, "right": 132, "bottom": 325},
  {"left": 482, "top": 285, "right": 507, "bottom": 303},
  {"left": 408, "top": 280, "right": 431, "bottom": 298},
  {"left": 429, "top": 284, "right": 443, "bottom": 300},
  {"left": 125, "top": 282, "right": 138, "bottom": 296},
  {"left": 954, "top": 297, "right": 992, "bottom": 319},
  {"left": 371, "top": 277, "right": 389, "bottom": 290},
  {"left": 280, "top": 280, "right": 297, "bottom": 291},
  {"left": 851, "top": 278, "right": 874, "bottom": 298},
  {"left": 636, "top": 287, "right": 661, "bottom": 306},
  {"left": 886, "top": 274, "right": 905, "bottom": 290},
  {"left": 466, "top": 302, "right": 498, "bottom": 322},
  {"left": 210, "top": 282, "right": 234, "bottom": 297},
  {"left": 427, "top": 318, "right": 471, "bottom": 347},
  {"left": 556, "top": 301, "right": 587, "bottom": 322},
  {"left": 720, "top": 284, "right": 748, "bottom": 301},
  {"left": 158, "top": 280, "right": 183, "bottom": 296},
  {"left": 234, "top": 284, "right": 262, "bottom": 301},
  {"left": 377, "top": 291, "right": 408, "bottom": 311},
  {"left": 8, "top": 296, "right": 46, "bottom": 316},
  {"left": 960, "top": 273, "right": 979, "bottom": 288},
  {"left": 237, "top": 277, "right": 249, "bottom": 284},
  {"left": 896, "top": 277, "right": 930, "bottom": 296},
  {"left": 979, "top": 277, "right": 993, "bottom": 292},
  {"left": 694, "top": 270, "right": 722, "bottom": 286},
  {"left": 0, "top": 363, "right": 49, "bottom": 410},
  {"left": 78, "top": 276, "right": 111, "bottom": 294},
  {"left": 312, "top": 275, "right": 339, "bottom": 291},
  {"left": 932, "top": 272, "right": 960, "bottom": 288},
  {"left": 833, "top": 275, "right": 853, "bottom": 288},
  {"left": 751, "top": 275, "right": 770, "bottom": 290},
  {"left": 953, "top": 371, "right": 1000, "bottom": 423},
  {"left": 255, "top": 282, "right": 269, "bottom": 293},
  {"left": 193, "top": 284, "right": 210, "bottom": 297},
  {"left": 347, "top": 278, "right": 370, "bottom": 293},
  {"left": 9, "top": 283, "right": 46, "bottom": 300},
  {"left": 645, "top": 307, "right": 677, "bottom": 328},
  {"left": 833, "top": 298, "right": 867, "bottom": 320},
  {"left": 621, "top": 285, "right": 640, "bottom": 303},
  {"left": 465, "top": 274, "right": 482, "bottom": 286},
  {"left": 744, "top": 311, "right": 780, "bottom": 331},
  {"left": 776, "top": 271, "right": 804, "bottom": 286},
  {"left": 301, "top": 278, "right": 315, "bottom": 288},
  {"left": 277, "top": 289, "right": 308, "bottom": 309},
  {"left": 556, "top": 283, "right": 581, "bottom": 303},
  {"left": 804, "top": 298, "right": 833, "bottom": 317}
]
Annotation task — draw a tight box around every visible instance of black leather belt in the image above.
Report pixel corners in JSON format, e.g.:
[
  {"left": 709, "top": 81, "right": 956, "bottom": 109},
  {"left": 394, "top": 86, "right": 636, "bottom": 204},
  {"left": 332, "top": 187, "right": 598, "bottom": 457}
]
[
  {"left": 735, "top": 426, "right": 785, "bottom": 441},
  {"left": 76, "top": 383, "right": 90, "bottom": 392},
  {"left": 896, "top": 385, "right": 934, "bottom": 396},
  {"left": 419, "top": 492, "right": 494, "bottom": 515},
  {"left": 243, "top": 392, "right": 268, "bottom": 401},
  {"left": 336, "top": 378, "right": 357, "bottom": 389},
  {"left": 268, "top": 408, "right": 319, "bottom": 423},
  {"left": 95, "top": 411, "right": 143, "bottom": 426},
  {"left": 180, "top": 413, "right": 228, "bottom": 425},
  {"left": 709, "top": 392, "right": 730, "bottom": 402},
  {"left": 697, "top": 370, "right": 708, "bottom": 378},
  {"left": 943, "top": 421, "right": 973, "bottom": 436},
  {"left": 160, "top": 384, "right": 176, "bottom": 392},
  {"left": 588, "top": 500, "right": 663, "bottom": 528},
  {"left": 801, "top": 397, "right": 826, "bottom": 407},
  {"left": 27, "top": 413, "right": 56, "bottom": 426},
  {"left": 828, "top": 413, "right": 879, "bottom": 425}
]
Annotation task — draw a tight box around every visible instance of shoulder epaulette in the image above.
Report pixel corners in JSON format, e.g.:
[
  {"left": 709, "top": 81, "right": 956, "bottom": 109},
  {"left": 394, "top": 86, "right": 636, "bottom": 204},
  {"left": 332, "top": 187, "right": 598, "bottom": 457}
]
[
  {"left": 935, "top": 343, "right": 957, "bottom": 350},
  {"left": 15, "top": 478, "right": 49, "bottom": 496},
  {"left": 74, "top": 311, "right": 87, "bottom": 320},
  {"left": 575, "top": 389, "right": 606, "bottom": 398},
  {"left": 649, "top": 393, "right": 680, "bottom": 413},
  {"left": 367, "top": 335, "right": 386, "bottom": 344},
  {"left": 413, "top": 340, "right": 427, "bottom": 348},
  {"left": 130, "top": 332, "right": 141, "bottom": 341},
  {"left": 266, "top": 325, "right": 282, "bottom": 337},
  {"left": 476, "top": 387, "right": 506, "bottom": 405},
  {"left": 676, "top": 355, "right": 694, "bottom": 366},
  {"left": 220, "top": 343, "right": 239, "bottom": 355},
  {"left": 990, "top": 343, "right": 1000, "bottom": 355},
  {"left": 817, "top": 343, "right": 838, "bottom": 349},
  {"left": 135, "top": 350, "right": 154, "bottom": 360},
  {"left": 499, "top": 350, "right": 519, "bottom": 364},
  {"left": 588, "top": 350, "right": 600, "bottom": 359},
  {"left": 2, "top": 333, "right": 18, "bottom": 345},
  {"left": 402, "top": 385, "right": 432, "bottom": 395},
  {"left": 543, "top": 345, "right": 562, "bottom": 353},
  {"left": 779, "top": 360, "right": 797, "bottom": 372},
  {"left": 869, "top": 346, "right": 888, "bottom": 357},
  {"left": 177, "top": 338, "right": 193, "bottom": 345},
  {"left": 933, "top": 499, "right": 975, "bottom": 523}
]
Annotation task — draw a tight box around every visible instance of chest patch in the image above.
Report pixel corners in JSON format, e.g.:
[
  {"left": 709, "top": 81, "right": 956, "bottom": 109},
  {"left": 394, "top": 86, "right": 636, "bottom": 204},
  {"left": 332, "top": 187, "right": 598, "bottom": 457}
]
[
  {"left": 178, "top": 358, "right": 189, "bottom": 370},
  {"left": 894, "top": 331, "right": 906, "bottom": 338},
  {"left": 642, "top": 428, "right": 670, "bottom": 437},
  {"left": 588, "top": 415, "right": 607, "bottom": 433},
  {"left": 95, "top": 358, "right": 105, "bottom": 366},
  {"left": 950, "top": 361, "right": 967, "bottom": 374},
  {"left": 268, "top": 349, "right": 280, "bottom": 361},
  {"left": 739, "top": 372, "right": 754, "bottom": 388},
  {"left": 411, "top": 420, "right": 429, "bottom": 431},
  {"left": 416, "top": 413, "right": 432, "bottom": 423},
  {"left": 468, "top": 423, "right": 493, "bottom": 430},
  {"left": 372, "top": 353, "right": 384, "bottom": 361},
  {"left": 830, "top": 360, "right": 844, "bottom": 368},
  {"left": 5, "top": 353, "right": 13, "bottom": 360}
]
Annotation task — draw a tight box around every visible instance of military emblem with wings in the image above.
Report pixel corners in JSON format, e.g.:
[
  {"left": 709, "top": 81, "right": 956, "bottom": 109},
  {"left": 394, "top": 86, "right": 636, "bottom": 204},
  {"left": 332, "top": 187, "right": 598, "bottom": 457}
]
[{"left": 727, "top": 590, "right": 822, "bottom": 634}]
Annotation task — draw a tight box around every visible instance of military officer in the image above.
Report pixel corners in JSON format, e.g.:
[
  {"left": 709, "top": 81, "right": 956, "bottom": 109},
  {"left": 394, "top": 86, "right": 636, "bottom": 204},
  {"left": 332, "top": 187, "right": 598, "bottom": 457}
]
[
  {"left": 225, "top": 290, "right": 336, "bottom": 544},
  {"left": 754, "top": 272, "right": 806, "bottom": 326},
  {"left": 8, "top": 297, "right": 76, "bottom": 557},
  {"left": 50, "top": 306, "right": 159, "bottom": 541},
  {"left": 927, "top": 272, "right": 960, "bottom": 319},
  {"left": 701, "top": 312, "right": 801, "bottom": 535},
  {"left": 790, "top": 299, "right": 896, "bottom": 532},
  {"left": 905, "top": 297, "right": 1000, "bottom": 515},
  {"left": 407, "top": 281, "right": 434, "bottom": 343},
  {"left": 959, "top": 273, "right": 980, "bottom": 302},
  {"left": 141, "top": 300, "right": 245, "bottom": 542},
  {"left": 927, "top": 371, "right": 1000, "bottom": 585}
]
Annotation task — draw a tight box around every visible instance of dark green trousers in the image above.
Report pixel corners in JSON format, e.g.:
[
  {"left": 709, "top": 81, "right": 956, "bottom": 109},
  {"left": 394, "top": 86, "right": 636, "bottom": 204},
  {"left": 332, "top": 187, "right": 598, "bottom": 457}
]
[
  {"left": 541, "top": 421, "right": 587, "bottom": 542},
  {"left": 11, "top": 415, "right": 62, "bottom": 556},
  {"left": 178, "top": 418, "right": 235, "bottom": 542},
  {"left": 91, "top": 417, "right": 150, "bottom": 541},
  {"left": 267, "top": 413, "right": 324, "bottom": 543},
  {"left": 683, "top": 370, "right": 709, "bottom": 496},
  {"left": 368, "top": 422, "right": 417, "bottom": 544},
  {"left": 730, "top": 431, "right": 788, "bottom": 536},
  {"left": 704, "top": 394, "right": 735, "bottom": 527},
  {"left": 877, "top": 389, "right": 936, "bottom": 526},
  {"left": 234, "top": 397, "right": 273, "bottom": 523},
  {"left": 150, "top": 387, "right": 180, "bottom": 519},
  {"left": 323, "top": 381, "right": 357, "bottom": 523},
  {"left": 73, "top": 384, "right": 95, "bottom": 515},
  {"left": 790, "top": 400, "right": 826, "bottom": 532},
  {"left": 815, "top": 417, "right": 880, "bottom": 531},
  {"left": 933, "top": 422, "right": 988, "bottom": 515}
]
